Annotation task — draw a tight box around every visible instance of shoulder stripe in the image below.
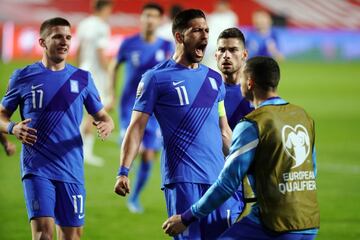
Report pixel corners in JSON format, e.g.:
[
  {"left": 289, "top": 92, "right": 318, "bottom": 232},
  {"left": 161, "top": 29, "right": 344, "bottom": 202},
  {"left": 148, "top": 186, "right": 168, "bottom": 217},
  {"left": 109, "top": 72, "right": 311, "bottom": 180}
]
[{"left": 226, "top": 139, "right": 259, "bottom": 163}]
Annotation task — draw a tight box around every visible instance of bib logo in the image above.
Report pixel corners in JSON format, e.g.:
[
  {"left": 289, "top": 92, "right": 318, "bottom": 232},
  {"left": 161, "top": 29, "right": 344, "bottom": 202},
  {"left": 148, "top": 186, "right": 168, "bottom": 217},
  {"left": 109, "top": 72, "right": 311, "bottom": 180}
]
[{"left": 282, "top": 124, "right": 310, "bottom": 169}]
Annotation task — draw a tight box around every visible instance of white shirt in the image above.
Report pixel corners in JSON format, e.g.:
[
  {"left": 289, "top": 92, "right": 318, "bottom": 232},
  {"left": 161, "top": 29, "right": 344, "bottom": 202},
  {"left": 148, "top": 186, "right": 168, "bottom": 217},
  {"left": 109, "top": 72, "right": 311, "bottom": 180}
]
[
  {"left": 76, "top": 15, "right": 111, "bottom": 102},
  {"left": 203, "top": 10, "right": 238, "bottom": 71},
  {"left": 77, "top": 15, "right": 110, "bottom": 75}
]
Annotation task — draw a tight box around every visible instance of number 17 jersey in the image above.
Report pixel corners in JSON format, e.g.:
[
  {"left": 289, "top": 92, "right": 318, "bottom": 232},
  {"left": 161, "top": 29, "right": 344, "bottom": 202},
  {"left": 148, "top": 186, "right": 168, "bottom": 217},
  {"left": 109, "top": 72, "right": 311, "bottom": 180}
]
[
  {"left": 1, "top": 62, "right": 103, "bottom": 184},
  {"left": 134, "top": 59, "right": 226, "bottom": 186}
]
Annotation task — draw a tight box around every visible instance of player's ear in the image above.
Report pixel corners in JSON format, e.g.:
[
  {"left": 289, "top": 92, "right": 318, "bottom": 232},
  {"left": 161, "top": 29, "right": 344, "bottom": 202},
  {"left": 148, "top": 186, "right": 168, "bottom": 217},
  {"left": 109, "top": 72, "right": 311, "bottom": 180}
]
[
  {"left": 248, "top": 78, "right": 255, "bottom": 90},
  {"left": 174, "top": 32, "right": 183, "bottom": 44},
  {"left": 242, "top": 49, "right": 248, "bottom": 60},
  {"left": 39, "top": 38, "right": 46, "bottom": 49}
]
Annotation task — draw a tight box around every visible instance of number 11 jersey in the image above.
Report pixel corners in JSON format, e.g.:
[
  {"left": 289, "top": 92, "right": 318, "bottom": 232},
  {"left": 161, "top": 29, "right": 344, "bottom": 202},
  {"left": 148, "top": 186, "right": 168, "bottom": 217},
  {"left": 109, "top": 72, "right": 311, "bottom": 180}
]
[{"left": 134, "top": 58, "right": 226, "bottom": 186}]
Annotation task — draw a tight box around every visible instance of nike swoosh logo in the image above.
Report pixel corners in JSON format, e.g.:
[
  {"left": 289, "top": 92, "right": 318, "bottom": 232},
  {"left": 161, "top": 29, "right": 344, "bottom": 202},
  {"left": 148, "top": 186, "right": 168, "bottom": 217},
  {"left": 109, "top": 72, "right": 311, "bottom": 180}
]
[
  {"left": 172, "top": 80, "right": 184, "bottom": 86},
  {"left": 31, "top": 84, "right": 44, "bottom": 89},
  {"left": 78, "top": 214, "right": 85, "bottom": 219}
]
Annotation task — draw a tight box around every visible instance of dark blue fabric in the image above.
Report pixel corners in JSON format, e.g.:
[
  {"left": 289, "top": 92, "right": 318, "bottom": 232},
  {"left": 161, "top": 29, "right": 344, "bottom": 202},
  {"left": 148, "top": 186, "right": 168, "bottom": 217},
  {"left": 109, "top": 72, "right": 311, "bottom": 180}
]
[{"left": 219, "top": 217, "right": 317, "bottom": 240}]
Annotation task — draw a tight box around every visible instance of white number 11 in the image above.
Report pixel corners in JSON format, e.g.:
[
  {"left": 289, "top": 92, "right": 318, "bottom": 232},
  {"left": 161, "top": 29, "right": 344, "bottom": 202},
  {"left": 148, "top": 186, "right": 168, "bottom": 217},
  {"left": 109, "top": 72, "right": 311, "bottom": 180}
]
[{"left": 175, "top": 86, "right": 189, "bottom": 106}]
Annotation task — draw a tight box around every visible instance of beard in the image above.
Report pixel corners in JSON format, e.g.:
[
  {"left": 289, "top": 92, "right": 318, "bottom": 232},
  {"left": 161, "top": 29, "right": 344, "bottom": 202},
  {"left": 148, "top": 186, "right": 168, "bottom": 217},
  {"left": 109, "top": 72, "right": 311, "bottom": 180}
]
[
  {"left": 220, "top": 67, "right": 235, "bottom": 75},
  {"left": 183, "top": 41, "right": 204, "bottom": 64}
]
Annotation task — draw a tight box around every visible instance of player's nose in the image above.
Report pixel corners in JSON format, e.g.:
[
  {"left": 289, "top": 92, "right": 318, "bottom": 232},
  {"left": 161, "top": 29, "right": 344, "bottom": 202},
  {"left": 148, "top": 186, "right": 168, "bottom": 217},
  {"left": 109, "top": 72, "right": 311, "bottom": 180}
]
[{"left": 223, "top": 50, "right": 231, "bottom": 58}]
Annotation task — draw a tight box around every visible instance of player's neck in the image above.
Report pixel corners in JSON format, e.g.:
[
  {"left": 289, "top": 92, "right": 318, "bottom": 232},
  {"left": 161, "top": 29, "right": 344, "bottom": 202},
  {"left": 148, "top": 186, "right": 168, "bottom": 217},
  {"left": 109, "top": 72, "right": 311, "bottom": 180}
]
[
  {"left": 172, "top": 54, "right": 198, "bottom": 69},
  {"left": 41, "top": 58, "right": 66, "bottom": 71},
  {"left": 95, "top": 11, "right": 108, "bottom": 21},
  {"left": 253, "top": 90, "right": 278, "bottom": 108},
  {"left": 141, "top": 31, "right": 156, "bottom": 43},
  {"left": 222, "top": 72, "right": 240, "bottom": 85},
  {"left": 258, "top": 27, "right": 270, "bottom": 35}
]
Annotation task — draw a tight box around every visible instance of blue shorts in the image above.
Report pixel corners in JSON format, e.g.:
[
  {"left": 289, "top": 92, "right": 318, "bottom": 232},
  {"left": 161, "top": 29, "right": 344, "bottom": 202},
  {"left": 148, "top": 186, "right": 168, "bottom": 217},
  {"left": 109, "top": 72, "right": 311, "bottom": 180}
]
[
  {"left": 22, "top": 175, "right": 86, "bottom": 227},
  {"left": 219, "top": 217, "right": 317, "bottom": 240},
  {"left": 120, "top": 115, "right": 162, "bottom": 150},
  {"left": 164, "top": 182, "right": 242, "bottom": 240}
]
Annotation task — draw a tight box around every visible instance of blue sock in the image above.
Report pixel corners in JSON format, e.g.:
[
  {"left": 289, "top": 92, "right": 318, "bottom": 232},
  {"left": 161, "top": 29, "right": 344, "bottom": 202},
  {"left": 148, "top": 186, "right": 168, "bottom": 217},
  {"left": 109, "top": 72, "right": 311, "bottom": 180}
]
[{"left": 130, "top": 160, "right": 152, "bottom": 203}]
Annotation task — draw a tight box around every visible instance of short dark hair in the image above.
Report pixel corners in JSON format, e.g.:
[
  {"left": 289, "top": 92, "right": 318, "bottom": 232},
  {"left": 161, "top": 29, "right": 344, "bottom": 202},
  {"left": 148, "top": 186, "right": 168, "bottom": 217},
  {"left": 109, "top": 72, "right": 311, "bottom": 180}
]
[
  {"left": 217, "top": 27, "right": 245, "bottom": 46},
  {"left": 94, "top": 0, "right": 113, "bottom": 11},
  {"left": 172, "top": 9, "right": 206, "bottom": 35},
  {"left": 170, "top": 4, "right": 183, "bottom": 20},
  {"left": 244, "top": 57, "right": 280, "bottom": 91},
  {"left": 40, "top": 17, "right": 71, "bottom": 38},
  {"left": 143, "top": 2, "right": 164, "bottom": 16}
]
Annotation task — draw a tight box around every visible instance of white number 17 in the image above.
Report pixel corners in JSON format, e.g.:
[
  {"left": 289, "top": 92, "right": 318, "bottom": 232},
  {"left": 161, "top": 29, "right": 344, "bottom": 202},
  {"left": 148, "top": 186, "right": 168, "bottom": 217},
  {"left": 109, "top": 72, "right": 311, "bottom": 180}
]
[{"left": 31, "top": 89, "right": 43, "bottom": 109}]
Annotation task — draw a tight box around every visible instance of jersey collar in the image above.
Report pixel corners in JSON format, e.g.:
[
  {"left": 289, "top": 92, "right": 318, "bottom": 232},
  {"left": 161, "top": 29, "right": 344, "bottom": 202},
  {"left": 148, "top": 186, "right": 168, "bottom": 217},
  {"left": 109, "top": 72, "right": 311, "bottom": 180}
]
[{"left": 258, "top": 96, "right": 288, "bottom": 107}]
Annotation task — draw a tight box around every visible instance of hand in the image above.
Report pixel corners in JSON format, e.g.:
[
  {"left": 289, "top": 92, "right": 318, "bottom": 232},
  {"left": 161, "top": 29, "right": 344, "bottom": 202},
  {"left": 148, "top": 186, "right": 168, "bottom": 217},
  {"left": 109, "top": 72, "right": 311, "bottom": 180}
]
[
  {"left": 114, "top": 175, "right": 131, "bottom": 196},
  {"left": 4, "top": 141, "right": 16, "bottom": 156},
  {"left": 12, "top": 119, "right": 37, "bottom": 146},
  {"left": 93, "top": 120, "right": 113, "bottom": 140},
  {"left": 162, "top": 215, "right": 187, "bottom": 237}
]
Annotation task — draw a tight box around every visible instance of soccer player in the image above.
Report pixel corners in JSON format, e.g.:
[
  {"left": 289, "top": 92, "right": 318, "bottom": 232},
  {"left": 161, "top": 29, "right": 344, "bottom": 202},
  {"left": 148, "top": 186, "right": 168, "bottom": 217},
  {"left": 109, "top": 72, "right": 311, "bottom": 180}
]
[
  {"left": 114, "top": 9, "right": 241, "bottom": 239},
  {"left": 215, "top": 27, "right": 255, "bottom": 219},
  {"left": 0, "top": 133, "right": 16, "bottom": 156},
  {"left": 163, "top": 57, "right": 320, "bottom": 239},
  {"left": 76, "top": 0, "right": 113, "bottom": 166},
  {"left": 0, "top": 17, "right": 114, "bottom": 240},
  {"left": 216, "top": 27, "right": 253, "bottom": 130},
  {"left": 247, "top": 10, "right": 284, "bottom": 61},
  {"left": 109, "top": 3, "right": 173, "bottom": 213}
]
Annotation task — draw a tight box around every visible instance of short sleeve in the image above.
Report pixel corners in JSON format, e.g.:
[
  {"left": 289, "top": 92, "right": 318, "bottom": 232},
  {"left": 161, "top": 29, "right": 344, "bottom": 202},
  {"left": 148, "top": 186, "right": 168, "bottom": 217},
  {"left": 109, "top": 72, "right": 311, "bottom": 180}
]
[
  {"left": 116, "top": 39, "right": 127, "bottom": 64},
  {"left": 218, "top": 79, "right": 226, "bottom": 102},
  {"left": 84, "top": 72, "right": 104, "bottom": 115},
  {"left": 1, "top": 70, "right": 21, "bottom": 113},
  {"left": 133, "top": 71, "right": 158, "bottom": 115}
]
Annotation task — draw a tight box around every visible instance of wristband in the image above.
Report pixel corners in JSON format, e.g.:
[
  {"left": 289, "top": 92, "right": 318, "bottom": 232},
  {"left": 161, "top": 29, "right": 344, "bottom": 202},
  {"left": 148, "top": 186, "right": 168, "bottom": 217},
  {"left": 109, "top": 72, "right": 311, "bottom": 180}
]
[
  {"left": 7, "top": 122, "right": 16, "bottom": 135},
  {"left": 117, "top": 166, "right": 130, "bottom": 177},
  {"left": 180, "top": 208, "right": 198, "bottom": 226}
]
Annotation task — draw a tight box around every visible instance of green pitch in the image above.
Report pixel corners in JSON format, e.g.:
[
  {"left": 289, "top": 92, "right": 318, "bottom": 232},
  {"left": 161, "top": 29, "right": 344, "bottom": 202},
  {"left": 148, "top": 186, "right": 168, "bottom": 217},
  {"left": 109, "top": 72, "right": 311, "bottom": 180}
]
[{"left": 0, "top": 60, "right": 359, "bottom": 239}]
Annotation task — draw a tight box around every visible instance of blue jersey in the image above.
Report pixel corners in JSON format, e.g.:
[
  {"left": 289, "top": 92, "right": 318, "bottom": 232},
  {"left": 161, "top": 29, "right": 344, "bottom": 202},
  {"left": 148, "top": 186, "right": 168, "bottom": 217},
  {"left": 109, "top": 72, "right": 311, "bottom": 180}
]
[
  {"left": 134, "top": 59, "right": 226, "bottom": 186},
  {"left": 1, "top": 62, "right": 103, "bottom": 184},
  {"left": 116, "top": 34, "right": 173, "bottom": 127},
  {"left": 189, "top": 97, "right": 318, "bottom": 235},
  {"left": 224, "top": 83, "right": 253, "bottom": 130},
  {"left": 246, "top": 29, "right": 280, "bottom": 58}
]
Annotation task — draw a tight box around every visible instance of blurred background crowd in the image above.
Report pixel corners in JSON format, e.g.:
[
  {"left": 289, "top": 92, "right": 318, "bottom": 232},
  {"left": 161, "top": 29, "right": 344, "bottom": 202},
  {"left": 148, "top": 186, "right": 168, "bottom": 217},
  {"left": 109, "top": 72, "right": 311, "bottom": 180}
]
[{"left": 1, "top": 0, "right": 360, "bottom": 63}]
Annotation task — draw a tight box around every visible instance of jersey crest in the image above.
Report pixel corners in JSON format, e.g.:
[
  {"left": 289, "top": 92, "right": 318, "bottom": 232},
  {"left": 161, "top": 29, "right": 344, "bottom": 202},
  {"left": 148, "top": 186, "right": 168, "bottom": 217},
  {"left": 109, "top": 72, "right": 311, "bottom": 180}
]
[
  {"left": 131, "top": 51, "right": 140, "bottom": 66},
  {"left": 70, "top": 80, "right": 79, "bottom": 93}
]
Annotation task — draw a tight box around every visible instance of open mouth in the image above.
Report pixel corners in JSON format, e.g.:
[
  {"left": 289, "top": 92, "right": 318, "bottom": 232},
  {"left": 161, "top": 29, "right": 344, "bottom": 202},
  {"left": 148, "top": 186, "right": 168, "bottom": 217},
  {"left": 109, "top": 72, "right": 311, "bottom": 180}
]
[{"left": 195, "top": 43, "right": 207, "bottom": 57}]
